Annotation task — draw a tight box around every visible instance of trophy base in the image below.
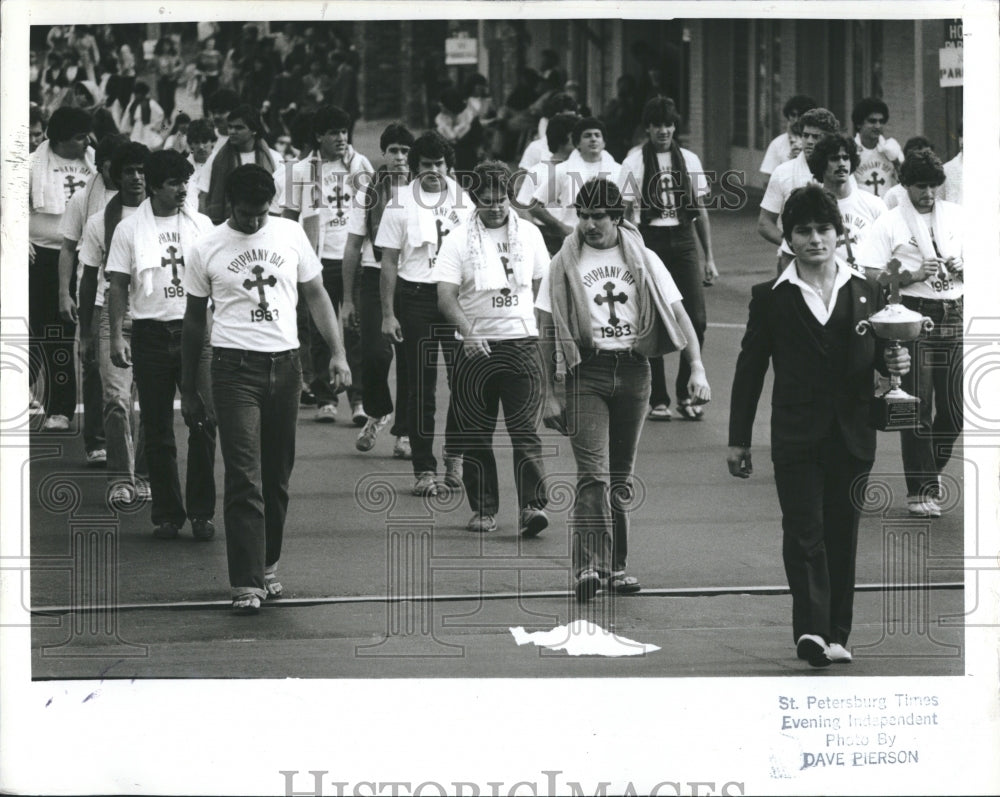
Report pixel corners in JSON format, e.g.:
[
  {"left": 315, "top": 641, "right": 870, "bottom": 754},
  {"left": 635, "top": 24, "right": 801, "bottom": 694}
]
[{"left": 871, "top": 391, "right": 920, "bottom": 431}]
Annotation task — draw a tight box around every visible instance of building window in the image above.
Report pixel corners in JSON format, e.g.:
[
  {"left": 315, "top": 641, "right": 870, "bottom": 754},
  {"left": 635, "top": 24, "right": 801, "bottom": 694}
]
[
  {"left": 754, "top": 21, "right": 782, "bottom": 151},
  {"left": 853, "top": 20, "right": 884, "bottom": 100},
  {"left": 732, "top": 20, "right": 749, "bottom": 147}
]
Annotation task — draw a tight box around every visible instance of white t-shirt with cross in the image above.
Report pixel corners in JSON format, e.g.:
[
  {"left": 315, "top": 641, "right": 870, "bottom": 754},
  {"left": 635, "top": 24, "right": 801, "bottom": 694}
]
[
  {"left": 618, "top": 147, "right": 710, "bottom": 227},
  {"left": 184, "top": 216, "right": 323, "bottom": 351},
  {"left": 79, "top": 205, "right": 139, "bottom": 309},
  {"left": 433, "top": 219, "right": 549, "bottom": 340},
  {"left": 374, "top": 185, "right": 468, "bottom": 283},
  {"left": 29, "top": 151, "right": 95, "bottom": 248},
  {"left": 535, "top": 244, "right": 681, "bottom": 350},
  {"left": 343, "top": 188, "right": 382, "bottom": 270},
  {"left": 105, "top": 210, "right": 213, "bottom": 322},
  {"left": 285, "top": 154, "right": 374, "bottom": 260},
  {"left": 853, "top": 139, "right": 900, "bottom": 198}
]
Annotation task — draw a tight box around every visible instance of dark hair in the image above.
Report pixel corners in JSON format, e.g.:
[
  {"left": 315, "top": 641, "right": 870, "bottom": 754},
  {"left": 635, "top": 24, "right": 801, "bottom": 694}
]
[
  {"left": 470, "top": 160, "right": 512, "bottom": 203},
  {"left": 903, "top": 136, "right": 934, "bottom": 155},
  {"left": 407, "top": 131, "right": 454, "bottom": 174},
  {"left": 541, "top": 91, "right": 578, "bottom": 119},
  {"left": 186, "top": 118, "right": 217, "bottom": 144},
  {"left": 379, "top": 122, "right": 415, "bottom": 152},
  {"left": 782, "top": 95, "right": 817, "bottom": 119},
  {"left": 133, "top": 80, "right": 150, "bottom": 96},
  {"left": 780, "top": 185, "right": 844, "bottom": 243},
  {"left": 799, "top": 108, "right": 840, "bottom": 135},
  {"left": 110, "top": 141, "right": 150, "bottom": 184},
  {"left": 573, "top": 178, "right": 624, "bottom": 220},
  {"left": 439, "top": 86, "right": 465, "bottom": 115},
  {"left": 571, "top": 116, "right": 607, "bottom": 146},
  {"left": 807, "top": 134, "right": 860, "bottom": 182},
  {"left": 462, "top": 72, "right": 488, "bottom": 98},
  {"left": 29, "top": 105, "right": 46, "bottom": 129},
  {"left": 312, "top": 104, "right": 352, "bottom": 141},
  {"left": 545, "top": 112, "right": 580, "bottom": 153},
  {"left": 641, "top": 95, "right": 681, "bottom": 128},
  {"left": 206, "top": 88, "right": 239, "bottom": 115},
  {"left": 168, "top": 111, "right": 191, "bottom": 137},
  {"left": 228, "top": 104, "right": 265, "bottom": 138},
  {"left": 899, "top": 149, "right": 946, "bottom": 187},
  {"left": 224, "top": 164, "right": 277, "bottom": 206},
  {"left": 144, "top": 149, "right": 194, "bottom": 190},
  {"left": 851, "top": 97, "right": 890, "bottom": 129},
  {"left": 45, "top": 106, "right": 92, "bottom": 144},
  {"left": 95, "top": 133, "right": 129, "bottom": 170}
]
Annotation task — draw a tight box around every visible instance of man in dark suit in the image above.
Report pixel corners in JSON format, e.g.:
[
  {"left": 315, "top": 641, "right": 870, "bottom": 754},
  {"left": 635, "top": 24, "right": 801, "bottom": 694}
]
[{"left": 727, "top": 185, "right": 910, "bottom": 668}]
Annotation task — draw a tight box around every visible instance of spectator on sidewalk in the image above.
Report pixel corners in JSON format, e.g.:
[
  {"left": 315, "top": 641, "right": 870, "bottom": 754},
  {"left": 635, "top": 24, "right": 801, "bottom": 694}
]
[{"left": 759, "top": 95, "right": 816, "bottom": 179}]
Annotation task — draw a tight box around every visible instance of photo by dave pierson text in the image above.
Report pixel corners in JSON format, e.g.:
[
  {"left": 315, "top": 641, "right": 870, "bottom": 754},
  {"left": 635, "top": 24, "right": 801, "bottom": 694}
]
[{"left": 768, "top": 692, "right": 942, "bottom": 777}]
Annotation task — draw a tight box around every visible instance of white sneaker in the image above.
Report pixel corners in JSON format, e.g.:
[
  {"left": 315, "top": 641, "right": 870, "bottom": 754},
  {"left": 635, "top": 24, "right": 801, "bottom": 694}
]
[
  {"left": 134, "top": 479, "right": 152, "bottom": 502},
  {"left": 826, "top": 643, "right": 853, "bottom": 663},
  {"left": 356, "top": 414, "right": 391, "bottom": 452},
  {"left": 315, "top": 404, "right": 338, "bottom": 423},
  {"left": 393, "top": 436, "right": 411, "bottom": 460},
  {"left": 351, "top": 401, "right": 367, "bottom": 427},
  {"left": 907, "top": 498, "right": 942, "bottom": 518},
  {"left": 795, "top": 634, "right": 831, "bottom": 667},
  {"left": 42, "top": 414, "right": 70, "bottom": 431},
  {"left": 108, "top": 484, "right": 134, "bottom": 504},
  {"left": 86, "top": 449, "right": 107, "bottom": 466}
]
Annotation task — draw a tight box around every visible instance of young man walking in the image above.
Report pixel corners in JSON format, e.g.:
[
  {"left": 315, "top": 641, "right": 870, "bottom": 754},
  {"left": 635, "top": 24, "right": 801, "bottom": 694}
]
[
  {"left": 435, "top": 161, "right": 551, "bottom": 535},
  {"left": 182, "top": 165, "right": 351, "bottom": 614},
  {"left": 106, "top": 150, "right": 217, "bottom": 541},
  {"left": 851, "top": 97, "right": 904, "bottom": 198},
  {"left": 538, "top": 179, "right": 710, "bottom": 601},
  {"left": 341, "top": 122, "right": 415, "bottom": 457},
  {"left": 283, "top": 105, "right": 373, "bottom": 424},
  {"left": 376, "top": 132, "right": 468, "bottom": 497},
  {"left": 619, "top": 97, "right": 718, "bottom": 421},
  {"left": 728, "top": 185, "right": 910, "bottom": 667}
]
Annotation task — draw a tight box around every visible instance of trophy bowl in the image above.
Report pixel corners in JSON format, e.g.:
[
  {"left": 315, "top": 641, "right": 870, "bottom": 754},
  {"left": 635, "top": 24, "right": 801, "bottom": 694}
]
[{"left": 855, "top": 302, "right": 935, "bottom": 341}]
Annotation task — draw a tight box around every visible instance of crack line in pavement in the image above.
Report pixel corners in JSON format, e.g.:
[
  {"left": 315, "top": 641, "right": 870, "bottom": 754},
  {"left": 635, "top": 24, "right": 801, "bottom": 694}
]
[{"left": 30, "top": 581, "right": 963, "bottom": 614}]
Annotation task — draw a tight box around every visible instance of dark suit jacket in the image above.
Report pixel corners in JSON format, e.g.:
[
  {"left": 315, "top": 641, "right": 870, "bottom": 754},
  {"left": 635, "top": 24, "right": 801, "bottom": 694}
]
[{"left": 728, "top": 273, "right": 887, "bottom": 462}]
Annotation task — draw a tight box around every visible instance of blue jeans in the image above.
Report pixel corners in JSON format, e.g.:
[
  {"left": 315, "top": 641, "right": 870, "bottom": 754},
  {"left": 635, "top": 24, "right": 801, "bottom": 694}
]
[
  {"left": 452, "top": 339, "right": 547, "bottom": 515},
  {"left": 397, "top": 279, "right": 460, "bottom": 475},
  {"left": 359, "top": 267, "right": 408, "bottom": 436},
  {"left": 131, "top": 319, "right": 216, "bottom": 527},
  {"left": 566, "top": 350, "right": 651, "bottom": 576},
  {"left": 899, "top": 296, "right": 963, "bottom": 498},
  {"left": 28, "top": 246, "right": 77, "bottom": 420},
  {"left": 640, "top": 225, "right": 705, "bottom": 406},
  {"left": 211, "top": 347, "right": 301, "bottom": 599},
  {"left": 97, "top": 308, "right": 146, "bottom": 486}
]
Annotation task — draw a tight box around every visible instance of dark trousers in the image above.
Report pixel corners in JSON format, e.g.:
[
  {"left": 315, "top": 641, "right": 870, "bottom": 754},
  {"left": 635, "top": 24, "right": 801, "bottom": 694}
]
[
  {"left": 773, "top": 425, "right": 872, "bottom": 646},
  {"left": 212, "top": 347, "right": 300, "bottom": 598},
  {"left": 132, "top": 319, "right": 216, "bottom": 527},
  {"left": 397, "top": 278, "right": 460, "bottom": 475},
  {"left": 156, "top": 76, "right": 177, "bottom": 121},
  {"left": 452, "top": 339, "right": 547, "bottom": 515},
  {"left": 899, "top": 296, "right": 963, "bottom": 498},
  {"left": 639, "top": 224, "right": 705, "bottom": 406},
  {"left": 28, "top": 247, "right": 78, "bottom": 420},
  {"left": 566, "top": 350, "right": 651, "bottom": 576},
  {"left": 310, "top": 259, "right": 363, "bottom": 407},
  {"left": 359, "top": 267, "right": 408, "bottom": 436}
]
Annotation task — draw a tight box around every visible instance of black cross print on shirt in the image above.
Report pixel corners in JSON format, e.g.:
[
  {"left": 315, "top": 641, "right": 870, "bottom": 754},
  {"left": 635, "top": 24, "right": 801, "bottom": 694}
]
[
  {"left": 161, "top": 245, "right": 184, "bottom": 286},
  {"left": 326, "top": 183, "right": 351, "bottom": 219},
  {"left": 64, "top": 174, "right": 87, "bottom": 198},
  {"left": 435, "top": 218, "right": 450, "bottom": 251},
  {"left": 243, "top": 264, "right": 278, "bottom": 311},
  {"left": 593, "top": 281, "right": 628, "bottom": 325},
  {"left": 657, "top": 172, "right": 677, "bottom": 209},
  {"left": 499, "top": 255, "right": 514, "bottom": 296},
  {"left": 864, "top": 171, "right": 886, "bottom": 196}
]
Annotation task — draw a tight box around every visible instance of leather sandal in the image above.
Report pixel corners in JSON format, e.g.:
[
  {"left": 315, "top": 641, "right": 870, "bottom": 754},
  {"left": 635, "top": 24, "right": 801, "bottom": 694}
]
[
  {"left": 264, "top": 573, "right": 283, "bottom": 598},
  {"left": 608, "top": 572, "right": 642, "bottom": 594},
  {"left": 676, "top": 399, "right": 704, "bottom": 421},
  {"left": 232, "top": 594, "right": 261, "bottom": 615},
  {"left": 574, "top": 569, "right": 601, "bottom": 602}
]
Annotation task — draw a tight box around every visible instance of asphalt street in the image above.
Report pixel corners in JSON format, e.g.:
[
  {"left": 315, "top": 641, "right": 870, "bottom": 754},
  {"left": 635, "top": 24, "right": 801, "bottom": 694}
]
[{"left": 23, "top": 118, "right": 966, "bottom": 678}]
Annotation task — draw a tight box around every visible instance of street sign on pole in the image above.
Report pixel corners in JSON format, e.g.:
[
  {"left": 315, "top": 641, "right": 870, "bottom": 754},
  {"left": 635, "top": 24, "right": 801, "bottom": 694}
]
[
  {"left": 939, "top": 46, "right": 963, "bottom": 87},
  {"left": 445, "top": 36, "right": 478, "bottom": 65}
]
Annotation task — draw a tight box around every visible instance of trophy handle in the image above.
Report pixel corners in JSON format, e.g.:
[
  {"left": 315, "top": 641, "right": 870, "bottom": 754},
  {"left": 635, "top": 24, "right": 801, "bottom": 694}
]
[
  {"left": 921, "top": 317, "right": 935, "bottom": 334},
  {"left": 855, "top": 319, "right": 872, "bottom": 335}
]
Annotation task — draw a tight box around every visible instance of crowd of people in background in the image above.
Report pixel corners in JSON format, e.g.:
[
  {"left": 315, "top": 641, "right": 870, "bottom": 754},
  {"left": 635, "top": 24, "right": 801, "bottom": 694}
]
[{"left": 26, "top": 22, "right": 965, "bottom": 663}]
